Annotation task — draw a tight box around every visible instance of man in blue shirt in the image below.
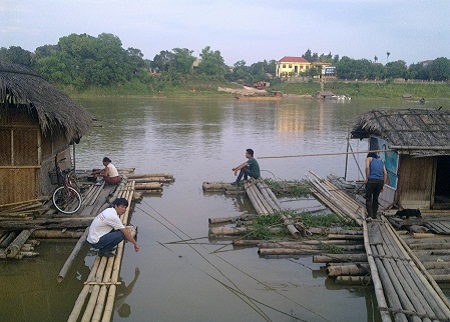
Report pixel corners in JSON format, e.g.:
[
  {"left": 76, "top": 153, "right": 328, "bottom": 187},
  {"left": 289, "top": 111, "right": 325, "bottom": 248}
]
[
  {"left": 365, "top": 152, "right": 388, "bottom": 219},
  {"left": 231, "top": 148, "right": 260, "bottom": 185}
]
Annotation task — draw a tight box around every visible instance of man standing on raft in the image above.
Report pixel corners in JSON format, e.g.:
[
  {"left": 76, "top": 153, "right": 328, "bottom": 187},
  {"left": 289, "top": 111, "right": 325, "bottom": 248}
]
[
  {"left": 365, "top": 152, "right": 388, "bottom": 219},
  {"left": 231, "top": 148, "right": 260, "bottom": 185}
]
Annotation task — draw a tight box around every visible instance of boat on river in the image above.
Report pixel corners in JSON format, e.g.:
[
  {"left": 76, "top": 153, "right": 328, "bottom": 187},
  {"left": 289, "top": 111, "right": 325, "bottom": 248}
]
[{"left": 235, "top": 91, "right": 283, "bottom": 100}]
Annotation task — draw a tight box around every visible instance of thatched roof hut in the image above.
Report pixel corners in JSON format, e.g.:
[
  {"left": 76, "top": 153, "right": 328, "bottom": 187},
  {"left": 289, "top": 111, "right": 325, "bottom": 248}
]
[
  {"left": 0, "top": 62, "right": 93, "bottom": 206},
  {"left": 351, "top": 108, "right": 450, "bottom": 211},
  {"left": 351, "top": 108, "right": 450, "bottom": 157},
  {"left": 0, "top": 62, "right": 92, "bottom": 142}
]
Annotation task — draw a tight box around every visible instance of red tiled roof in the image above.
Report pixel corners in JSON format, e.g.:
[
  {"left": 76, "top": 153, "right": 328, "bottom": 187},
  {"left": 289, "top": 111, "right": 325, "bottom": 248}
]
[{"left": 278, "top": 56, "right": 309, "bottom": 63}]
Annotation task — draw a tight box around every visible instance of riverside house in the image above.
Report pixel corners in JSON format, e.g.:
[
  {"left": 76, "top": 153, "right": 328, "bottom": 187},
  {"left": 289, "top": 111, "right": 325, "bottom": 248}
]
[
  {"left": 276, "top": 56, "right": 332, "bottom": 78},
  {"left": 351, "top": 108, "right": 450, "bottom": 211},
  {"left": 0, "top": 62, "right": 92, "bottom": 206}
]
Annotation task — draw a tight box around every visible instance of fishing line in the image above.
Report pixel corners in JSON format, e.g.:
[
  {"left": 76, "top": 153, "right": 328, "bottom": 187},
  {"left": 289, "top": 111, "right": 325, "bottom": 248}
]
[
  {"left": 136, "top": 203, "right": 272, "bottom": 321},
  {"left": 137, "top": 201, "right": 331, "bottom": 322}
]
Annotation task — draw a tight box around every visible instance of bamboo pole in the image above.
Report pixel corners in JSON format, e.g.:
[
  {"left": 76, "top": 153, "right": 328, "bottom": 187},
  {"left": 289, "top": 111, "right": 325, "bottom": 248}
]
[
  {"left": 101, "top": 180, "right": 134, "bottom": 322},
  {"left": 243, "top": 181, "right": 268, "bottom": 215},
  {"left": 208, "top": 216, "right": 238, "bottom": 224},
  {"left": 313, "top": 253, "right": 368, "bottom": 263},
  {"left": 327, "top": 234, "right": 364, "bottom": 240},
  {"left": 57, "top": 227, "right": 89, "bottom": 282},
  {"left": 6, "top": 229, "right": 34, "bottom": 258},
  {"left": 256, "top": 181, "right": 281, "bottom": 211},
  {"left": 382, "top": 221, "right": 449, "bottom": 320},
  {"left": 127, "top": 173, "right": 173, "bottom": 179},
  {"left": 383, "top": 217, "right": 450, "bottom": 314},
  {"left": 309, "top": 172, "right": 364, "bottom": 225},
  {"left": 327, "top": 264, "right": 370, "bottom": 277},
  {"left": 258, "top": 248, "right": 321, "bottom": 256},
  {"left": 80, "top": 257, "right": 108, "bottom": 322},
  {"left": 134, "top": 182, "right": 163, "bottom": 190},
  {"left": 0, "top": 231, "right": 16, "bottom": 248},
  {"left": 91, "top": 255, "right": 115, "bottom": 321},
  {"left": 31, "top": 230, "right": 84, "bottom": 239},
  {"left": 307, "top": 178, "right": 351, "bottom": 222},
  {"left": 209, "top": 227, "right": 248, "bottom": 236},
  {"left": 68, "top": 180, "right": 135, "bottom": 322},
  {"left": 376, "top": 225, "right": 432, "bottom": 322},
  {"left": 68, "top": 258, "right": 101, "bottom": 322},
  {"left": 335, "top": 276, "right": 372, "bottom": 285},
  {"left": 362, "top": 220, "right": 392, "bottom": 322}
]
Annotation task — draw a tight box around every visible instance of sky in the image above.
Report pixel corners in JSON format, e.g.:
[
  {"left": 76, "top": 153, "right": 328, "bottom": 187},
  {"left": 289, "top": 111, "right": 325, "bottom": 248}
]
[{"left": 1, "top": 0, "right": 449, "bottom": 66}]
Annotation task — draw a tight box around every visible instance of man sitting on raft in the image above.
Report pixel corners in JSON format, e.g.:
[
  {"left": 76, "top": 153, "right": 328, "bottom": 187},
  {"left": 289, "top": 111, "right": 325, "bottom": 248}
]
[
  {"left": 92, "top": 157, "right": 122, "bottom": 185},
  {"left": 231, "top": 148, "right": 260, "bottom": 185}
]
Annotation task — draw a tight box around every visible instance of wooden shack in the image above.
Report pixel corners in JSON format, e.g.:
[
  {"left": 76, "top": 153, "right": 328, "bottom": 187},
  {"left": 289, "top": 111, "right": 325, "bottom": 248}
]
[
  {"left": 0, "top": 62, "right": 92, "bottom": 206},
  {"left": 351, "top": 108, "right": 450, "bottom": 211}
]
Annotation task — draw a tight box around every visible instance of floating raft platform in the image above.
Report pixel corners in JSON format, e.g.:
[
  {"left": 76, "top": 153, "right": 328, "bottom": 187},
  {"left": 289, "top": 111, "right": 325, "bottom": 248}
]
[
  {"left": 0, "top": 170, "right": 174, "bottom": 321},
  {"left": 307, "top": 172, "right": 450, "bottom": 321}
]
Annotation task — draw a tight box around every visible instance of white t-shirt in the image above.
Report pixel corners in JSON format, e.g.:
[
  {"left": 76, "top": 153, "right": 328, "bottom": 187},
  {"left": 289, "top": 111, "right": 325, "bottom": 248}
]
[
  {"left": 87, "top": 207, "right": 125, "bottom": 244},
  {"left": 107, "top": 163, "right": 119, "bottom": 177}
]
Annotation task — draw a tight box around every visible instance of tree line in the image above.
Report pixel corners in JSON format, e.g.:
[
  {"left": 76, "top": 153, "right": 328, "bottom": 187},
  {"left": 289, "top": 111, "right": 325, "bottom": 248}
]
[{"left": 0, "top": 33, "right": 449, "bottom": 92}]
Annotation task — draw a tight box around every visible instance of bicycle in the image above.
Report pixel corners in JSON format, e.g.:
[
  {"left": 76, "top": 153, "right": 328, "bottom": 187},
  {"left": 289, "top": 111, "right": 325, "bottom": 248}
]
[{"left": 51, "top": 158, "right": 82, "bottom": 214}]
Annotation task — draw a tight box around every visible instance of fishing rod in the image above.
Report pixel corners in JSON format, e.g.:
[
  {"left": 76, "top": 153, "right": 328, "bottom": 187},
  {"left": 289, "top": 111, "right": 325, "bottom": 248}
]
[{"left": 259, "top": 149, "right": 393, "bottom": 159}]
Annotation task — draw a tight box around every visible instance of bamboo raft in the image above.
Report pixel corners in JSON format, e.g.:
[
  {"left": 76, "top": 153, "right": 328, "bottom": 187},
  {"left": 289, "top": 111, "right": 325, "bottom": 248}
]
[
  {"left": 308, "top": 173, "right": 450, "bottom": 321},
  {"left": 206, "top": 179, "right": 304, "bottom": 238},
  {"left": 0, "top": 171, "right": 173, "bottom": 261},
  {"left": 67, "top": 180, "right": 135, "bottom": 322}
]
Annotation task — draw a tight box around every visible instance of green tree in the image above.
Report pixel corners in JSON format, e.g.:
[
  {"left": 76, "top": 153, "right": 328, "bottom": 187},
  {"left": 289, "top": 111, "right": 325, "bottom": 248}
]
[
  {"left": 151, "top": 50, "right": 175, "bottom": 73},
  {"left": 303, "top": 49, "right": 312, "bottom": 62},
  {"left": 34, "top": 33, "right": 149, "bottom": 89},
  {"left": 228, "top": 60, "right": 250, "bottom": 82},
  {"left": 385, "top": 60, "right": 407, "bottom": 79},
  {"left": 0, "top": 46, "right": 33, "bottom": 66},
  {"left": 428, "top": 57, "right": 450, "bottom": 81},
  {"left": 172, "top": 48, "right": 196, "bottom": 75},
  {"left": 197, "top": 46, "right": 228, "bottom": 79}
]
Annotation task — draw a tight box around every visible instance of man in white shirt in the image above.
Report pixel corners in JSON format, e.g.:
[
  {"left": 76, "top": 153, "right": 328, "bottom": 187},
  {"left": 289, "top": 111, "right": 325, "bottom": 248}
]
[{"left": 87, "top": 198, "right": 140, "bottom": 257}]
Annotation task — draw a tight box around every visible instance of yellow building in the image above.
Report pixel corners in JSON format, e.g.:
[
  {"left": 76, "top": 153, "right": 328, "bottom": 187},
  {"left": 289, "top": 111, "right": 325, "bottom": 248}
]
[
  {"left": 276, "top": 56, "right": 333, "bottom": 78},
  {"left": 276, "top": 56, "right": 310, "bottom": 78}
]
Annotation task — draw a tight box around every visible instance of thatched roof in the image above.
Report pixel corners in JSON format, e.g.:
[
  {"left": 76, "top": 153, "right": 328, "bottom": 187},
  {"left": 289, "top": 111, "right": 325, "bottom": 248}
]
[
  {"left": 351, "top": 108, "right": 450, "bottom": 156},
  {"left": 0, "top": 62, "right": 92, "bottom": 142}
]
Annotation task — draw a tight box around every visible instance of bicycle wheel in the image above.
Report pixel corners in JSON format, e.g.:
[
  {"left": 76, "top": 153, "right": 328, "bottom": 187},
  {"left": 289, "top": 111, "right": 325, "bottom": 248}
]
[{"left": 52, "top": 186, "right": 82, "bottom": 214}]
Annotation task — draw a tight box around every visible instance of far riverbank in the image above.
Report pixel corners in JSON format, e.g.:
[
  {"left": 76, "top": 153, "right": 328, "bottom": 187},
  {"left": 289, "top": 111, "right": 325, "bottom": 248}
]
[{"left": 62, "top": 78, "right": 450, "bottom": 101}]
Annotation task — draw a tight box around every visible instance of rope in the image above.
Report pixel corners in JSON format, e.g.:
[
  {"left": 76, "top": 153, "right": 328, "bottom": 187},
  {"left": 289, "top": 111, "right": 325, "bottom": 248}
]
[{"left": 137, "top": 202, "right": 331, "bottom": 322}]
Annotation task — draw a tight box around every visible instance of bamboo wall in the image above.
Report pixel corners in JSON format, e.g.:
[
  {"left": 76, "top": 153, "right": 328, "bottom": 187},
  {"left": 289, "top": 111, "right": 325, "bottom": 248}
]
[
  {"left": 398, "top": 155, "right": 435, "bottom": 209},
  {"left": 0, "top": 108, "right": 72, "bottom": 205},
  {"left": 0, "top": 167, "right": 39, "bottom": 205}
]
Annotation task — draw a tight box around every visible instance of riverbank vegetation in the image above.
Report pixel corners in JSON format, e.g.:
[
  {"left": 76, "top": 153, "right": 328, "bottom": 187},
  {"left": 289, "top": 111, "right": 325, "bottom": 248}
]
[{"left": 1, "top": 32, "right": 449, "bottom": 99}]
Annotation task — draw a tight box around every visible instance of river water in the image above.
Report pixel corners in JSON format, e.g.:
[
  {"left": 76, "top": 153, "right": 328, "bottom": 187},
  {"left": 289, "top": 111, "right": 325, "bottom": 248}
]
[{"left": 1, "top": 97, "right": 447, "bottom": 322}]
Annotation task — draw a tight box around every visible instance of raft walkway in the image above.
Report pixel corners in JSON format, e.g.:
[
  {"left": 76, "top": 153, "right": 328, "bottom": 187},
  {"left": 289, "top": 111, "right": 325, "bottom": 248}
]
[
  {"left": 307, "top": 174, "right": 450, "bottom": 322},
  {"left": 67, "top": 180, "right": 135, "bottom": 322}
]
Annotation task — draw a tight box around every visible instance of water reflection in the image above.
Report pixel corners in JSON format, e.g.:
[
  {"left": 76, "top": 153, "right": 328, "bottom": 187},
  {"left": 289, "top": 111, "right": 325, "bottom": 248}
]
[{"left": 115, "top": 267, "right": 140, "bottom": 318}]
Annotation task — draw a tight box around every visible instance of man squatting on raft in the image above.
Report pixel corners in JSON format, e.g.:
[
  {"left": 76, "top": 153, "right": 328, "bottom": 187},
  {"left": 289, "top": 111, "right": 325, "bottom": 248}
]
[
  {"left": 231, "top": 148, "right": 261, "bottom": 185},
  {"left": 87, "top": 198, "right": 140, "bottom": 257},
  {"left": 365, "top": 152, "right": 388, "bottom": 219}
]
